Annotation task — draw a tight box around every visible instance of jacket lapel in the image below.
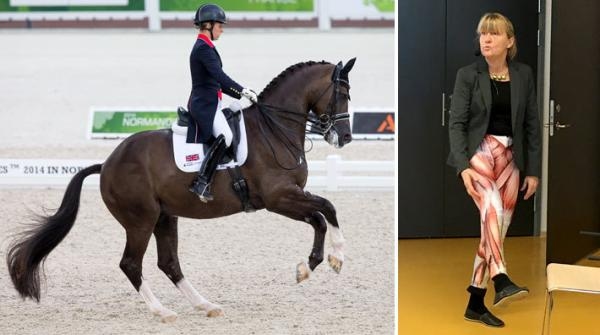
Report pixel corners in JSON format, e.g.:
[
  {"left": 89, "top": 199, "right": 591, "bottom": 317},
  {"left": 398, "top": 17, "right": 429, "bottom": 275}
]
[
  {"left": 509, "top": 63, "right": 520, "bottom": 133},
  {"left": 476, "top": 59, "right": 492, "bottom": 114},
  {"left": 214, "top": 48, "right": 223, "bottom": 68}
]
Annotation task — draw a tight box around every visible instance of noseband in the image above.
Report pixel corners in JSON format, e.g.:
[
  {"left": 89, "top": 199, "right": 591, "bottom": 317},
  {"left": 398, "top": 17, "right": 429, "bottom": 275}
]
[{"left": 307, "top": 63, "right": 351, "bottom": 136}]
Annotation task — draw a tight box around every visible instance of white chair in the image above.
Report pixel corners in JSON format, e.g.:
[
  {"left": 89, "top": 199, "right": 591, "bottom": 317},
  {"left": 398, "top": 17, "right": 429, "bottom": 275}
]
[{"left": 543, "top": 263, "right": 600, "bottom": 335}]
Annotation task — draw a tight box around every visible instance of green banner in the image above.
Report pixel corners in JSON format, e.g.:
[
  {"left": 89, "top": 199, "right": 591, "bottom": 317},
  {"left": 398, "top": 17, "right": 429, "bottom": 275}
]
[
  {"left": 0, "top": 0, "right": 143, "bottom": 12},
  {"left": 160, "top": 0, "right": 314, "bottom": 12},
  {"left": 91, "top": 110, "right": 176, "bottom": 138},
  {"left": 364, "top": 0, "right": 394, "bottom": 13}
]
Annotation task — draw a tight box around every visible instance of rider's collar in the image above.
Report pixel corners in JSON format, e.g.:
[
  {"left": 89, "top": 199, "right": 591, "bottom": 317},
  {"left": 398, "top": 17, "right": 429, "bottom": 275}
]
[{"left": 197, "top": 33, "right": 215, "bottom": 48}]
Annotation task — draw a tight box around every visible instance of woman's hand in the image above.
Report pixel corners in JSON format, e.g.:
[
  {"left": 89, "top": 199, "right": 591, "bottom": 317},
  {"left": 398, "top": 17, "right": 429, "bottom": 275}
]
[
  {"left": 242, "top": 88, "right": 258, "bottom": 103},
  {"left": 460, "top": 168, "right": 482, "bottom": 202},
  {"left": 521, "top": 176, "right": 539, "bottom": 200}
]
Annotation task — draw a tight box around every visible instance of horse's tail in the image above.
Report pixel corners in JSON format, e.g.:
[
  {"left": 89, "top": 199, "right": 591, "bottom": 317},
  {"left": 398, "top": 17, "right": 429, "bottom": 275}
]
[{"left": 6, "top": 164, "right": 102, "bottom": 302}]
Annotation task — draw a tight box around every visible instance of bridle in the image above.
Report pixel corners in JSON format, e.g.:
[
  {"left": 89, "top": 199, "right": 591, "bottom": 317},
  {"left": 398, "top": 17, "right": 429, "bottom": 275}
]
[{"left": 306, "top": 62, "right": 351, "bottom": 137}]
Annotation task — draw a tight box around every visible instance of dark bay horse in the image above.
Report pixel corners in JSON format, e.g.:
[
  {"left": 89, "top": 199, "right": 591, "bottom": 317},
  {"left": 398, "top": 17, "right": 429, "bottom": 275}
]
[{"left": 7, "top": 59, "right": 356, "bottom": 322}]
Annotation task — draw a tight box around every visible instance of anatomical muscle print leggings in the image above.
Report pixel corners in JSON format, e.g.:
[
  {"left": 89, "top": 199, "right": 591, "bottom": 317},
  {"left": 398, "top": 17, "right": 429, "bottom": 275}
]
[{"left": 469, "top": 135, "right": 520, "bottom": 288}]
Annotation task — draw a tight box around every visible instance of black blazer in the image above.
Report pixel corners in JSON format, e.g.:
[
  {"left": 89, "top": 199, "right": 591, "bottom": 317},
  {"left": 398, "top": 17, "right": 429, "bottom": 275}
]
[
  {"left": 187, "top": 34, "right": 244, "bottom": 143},
  {"left": 447, "top": 58, "right": 541, "bottom": 178}
]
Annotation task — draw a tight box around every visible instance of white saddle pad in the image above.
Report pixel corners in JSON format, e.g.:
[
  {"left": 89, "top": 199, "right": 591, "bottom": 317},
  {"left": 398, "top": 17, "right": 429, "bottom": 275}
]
[{"left": 171, "top": 112, "right": 248, "bottom": 173}]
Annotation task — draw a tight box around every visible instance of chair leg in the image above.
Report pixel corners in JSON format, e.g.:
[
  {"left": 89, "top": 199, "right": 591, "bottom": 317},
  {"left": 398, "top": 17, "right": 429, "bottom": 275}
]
[{"left": 542, "top": 290, "right": 554, "bottom": 335}]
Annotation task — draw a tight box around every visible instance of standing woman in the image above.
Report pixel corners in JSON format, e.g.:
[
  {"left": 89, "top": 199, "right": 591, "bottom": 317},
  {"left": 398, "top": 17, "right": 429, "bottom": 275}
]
[
  {"left": 187, "top": 3, "right": 258, "bottom": 202},
  {"left": 447, "top": 12, "right": 541, "bottom": 328}
]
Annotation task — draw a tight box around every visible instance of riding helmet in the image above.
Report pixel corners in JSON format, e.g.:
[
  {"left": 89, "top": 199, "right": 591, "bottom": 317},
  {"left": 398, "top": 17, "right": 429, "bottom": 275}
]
[{"left": 194, "top": 3, "right": 227, "bottom": 26}]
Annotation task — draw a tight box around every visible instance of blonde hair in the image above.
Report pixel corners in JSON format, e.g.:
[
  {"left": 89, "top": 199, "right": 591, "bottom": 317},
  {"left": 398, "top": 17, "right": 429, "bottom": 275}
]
[{"left": 477, "top": 12, "right": 517, "bottom": 60}]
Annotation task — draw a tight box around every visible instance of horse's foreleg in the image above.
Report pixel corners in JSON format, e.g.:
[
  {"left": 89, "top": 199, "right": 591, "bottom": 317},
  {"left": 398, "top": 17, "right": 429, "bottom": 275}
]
[
  {"left": 308, "top": 194, "right": 346, "bottom": 275},
  {"left": 326, "top": 221, "right": 345, "bottom": 274},
  {"left": 267, "top": 187, "right": 344, "bottom": 283},
  {"left": 120, "top": 226, "right": 178, "bottom": 323},
  {"left": 153, "top": 213, "right": 223, "bottom": 317},
  {"left": 296, "top": 211, "right": 327, "bottom": 282}
]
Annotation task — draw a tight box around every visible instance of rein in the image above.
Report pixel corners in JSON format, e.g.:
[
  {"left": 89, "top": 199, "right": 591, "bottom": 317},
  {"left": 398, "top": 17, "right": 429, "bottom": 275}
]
[{"left": 256, "top": 103, "right": 307, "bottom": 170}]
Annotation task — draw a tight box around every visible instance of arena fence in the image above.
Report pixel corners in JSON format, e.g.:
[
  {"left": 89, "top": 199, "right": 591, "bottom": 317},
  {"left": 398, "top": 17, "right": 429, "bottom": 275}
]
[
  {"left": 87, "top": 107, "right": 395, "bottom": 140},
  {"left": 0, "top": 155, "right": 394, "bottom": 191},
  {"left": 0, "top": 0, "right": 394, "bottom": 30}
]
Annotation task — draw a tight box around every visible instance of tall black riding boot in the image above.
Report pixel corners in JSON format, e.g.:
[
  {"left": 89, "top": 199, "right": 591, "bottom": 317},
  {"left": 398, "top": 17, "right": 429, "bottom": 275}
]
[{"left": 189, "top": 135, "right": 228, "bottom": 202}]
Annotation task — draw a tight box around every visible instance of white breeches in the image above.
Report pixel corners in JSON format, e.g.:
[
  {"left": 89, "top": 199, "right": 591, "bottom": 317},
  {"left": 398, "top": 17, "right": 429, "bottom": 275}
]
[{"left": 212, "top": 105, "right": 233, "bottom": 147}]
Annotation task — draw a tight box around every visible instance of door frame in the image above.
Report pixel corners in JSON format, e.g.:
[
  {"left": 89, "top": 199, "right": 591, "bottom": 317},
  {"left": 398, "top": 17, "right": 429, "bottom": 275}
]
[{"left": 540, "top": 0, "right": 550, "bottom": 234}]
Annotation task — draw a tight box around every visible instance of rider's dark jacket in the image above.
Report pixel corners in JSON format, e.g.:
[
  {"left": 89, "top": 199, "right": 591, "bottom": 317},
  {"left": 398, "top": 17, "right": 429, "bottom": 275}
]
[{"left": 187, "top": 34, "right": 244, "bottom": 143}]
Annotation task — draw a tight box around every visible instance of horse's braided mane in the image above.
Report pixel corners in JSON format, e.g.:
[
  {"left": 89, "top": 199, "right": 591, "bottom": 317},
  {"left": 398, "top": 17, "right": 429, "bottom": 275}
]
[{"left": 258, "top": 60, "right": 331, "bottom": 100}]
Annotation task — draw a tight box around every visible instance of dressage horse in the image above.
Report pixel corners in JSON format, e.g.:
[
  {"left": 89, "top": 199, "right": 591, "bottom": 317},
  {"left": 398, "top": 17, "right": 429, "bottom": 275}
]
[{"left": 7, "top": 58, "right": 356, "bottom": 322}]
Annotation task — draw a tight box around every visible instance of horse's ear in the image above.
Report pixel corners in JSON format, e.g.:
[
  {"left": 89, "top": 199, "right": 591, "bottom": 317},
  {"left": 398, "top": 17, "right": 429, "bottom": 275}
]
[
  {"left": 332, "top": 61, "right": 343, "bottom": 81},
  {"left": 341, "top": 57, "right": 356, "bottom": 76}
]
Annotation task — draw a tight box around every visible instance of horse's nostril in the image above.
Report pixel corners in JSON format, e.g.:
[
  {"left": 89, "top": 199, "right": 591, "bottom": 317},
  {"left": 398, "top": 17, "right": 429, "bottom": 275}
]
[{"left": 343, "top": 134, "right": 352, "bottom": 144}]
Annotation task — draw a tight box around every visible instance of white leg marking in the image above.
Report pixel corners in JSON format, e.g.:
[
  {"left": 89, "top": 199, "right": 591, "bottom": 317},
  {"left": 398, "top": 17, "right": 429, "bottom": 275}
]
[
  {"left": 176, "top": 278, "right": 223, "bottom": 317},
  {"left": 296, "top": 261, "right": 311, "bottom": 283},
  {"left": 329, "top": 225, "right": 345, "bottom": 261},
  {"left": 139, "top": 280, "right": 177, "bottom": 323},
  {"left": 328, "top": 225, "right": 345, "bottom": 273}
]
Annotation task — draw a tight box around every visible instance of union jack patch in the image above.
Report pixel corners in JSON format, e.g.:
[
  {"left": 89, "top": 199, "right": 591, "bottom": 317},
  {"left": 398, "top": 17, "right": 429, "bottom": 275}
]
[{"left": 185, "top": 154, "right": 199, "bottom": 162}]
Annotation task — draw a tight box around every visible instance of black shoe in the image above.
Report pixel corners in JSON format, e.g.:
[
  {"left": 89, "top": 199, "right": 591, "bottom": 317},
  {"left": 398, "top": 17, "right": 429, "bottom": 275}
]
[
  {"left": 493, "top": 284, "right": 529, "bottom": 307},
  {"left": 189, "top": 179, "right": 213, "bottom": 203},
  {"left": 464, "top": 308, "right": 505, "bottom": 327}
]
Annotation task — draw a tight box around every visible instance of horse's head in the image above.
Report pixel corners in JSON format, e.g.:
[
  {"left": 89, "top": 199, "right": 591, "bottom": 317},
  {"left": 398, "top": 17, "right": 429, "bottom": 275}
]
[{"left": 309, "top": 58, "right": 356, "bottom": 148}]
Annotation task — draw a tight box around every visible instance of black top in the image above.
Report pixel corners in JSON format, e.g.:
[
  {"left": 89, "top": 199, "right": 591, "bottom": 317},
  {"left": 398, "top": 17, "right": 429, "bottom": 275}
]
[{"left": 486, "top": 79, "right": 512, "bottom": 136}]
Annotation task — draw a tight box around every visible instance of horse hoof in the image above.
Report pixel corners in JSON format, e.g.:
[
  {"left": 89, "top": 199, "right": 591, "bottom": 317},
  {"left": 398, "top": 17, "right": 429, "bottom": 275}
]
[
  {"left": 328, "top": 254, "right": 343, "bottom": 273},
  {"left": 207, "top": 308, "right": 224, "bottom": 318},
  {"left": 296, "top": 261, "right": 310, "bottom": 283},
  {"left": 159, "top": 311, "right": 178, "bottom": 323}
]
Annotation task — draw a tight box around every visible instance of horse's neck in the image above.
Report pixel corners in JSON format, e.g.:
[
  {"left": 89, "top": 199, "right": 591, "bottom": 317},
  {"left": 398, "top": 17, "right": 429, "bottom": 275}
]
[
  {"left": 251, "top": 97, "right": 308, "bottom": 138},
  {"left": 246, "top": 64, "right": 331, "bottom": 144},
  {"left": 259, "top": 91, "right": 309, "bottom": 136},
  {"left": 259, "top": 66, "right": 326, "bottom": 130}
]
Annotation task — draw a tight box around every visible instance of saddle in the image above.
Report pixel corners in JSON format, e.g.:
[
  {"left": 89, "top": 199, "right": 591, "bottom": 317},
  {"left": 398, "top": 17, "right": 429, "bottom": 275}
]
[
  {"left": 176, "top": 105, "right": 243, "bottom": 165},
  {"left": 171, "top": 105, "right": 254, "bottom": 212}
]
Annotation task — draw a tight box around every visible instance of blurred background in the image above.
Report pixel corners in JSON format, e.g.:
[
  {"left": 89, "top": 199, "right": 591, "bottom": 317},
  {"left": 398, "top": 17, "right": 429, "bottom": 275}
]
[
  {"left": 0, "top": 0, "right": 395, "bottom": 156},
  {"left": 0, "top": 3, "right": 396, "bottom": 334}
]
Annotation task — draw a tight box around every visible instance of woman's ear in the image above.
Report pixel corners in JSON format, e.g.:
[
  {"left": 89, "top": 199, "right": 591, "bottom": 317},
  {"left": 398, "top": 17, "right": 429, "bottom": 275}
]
[{"left": 507, "top": 36, "right": 515, "bottom": 49}]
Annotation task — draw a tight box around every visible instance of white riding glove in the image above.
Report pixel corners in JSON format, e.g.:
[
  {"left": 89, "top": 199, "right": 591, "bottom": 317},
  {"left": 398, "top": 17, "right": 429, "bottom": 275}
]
[{"left": 241, "top": 88, "right": 258, "bottom": 103}]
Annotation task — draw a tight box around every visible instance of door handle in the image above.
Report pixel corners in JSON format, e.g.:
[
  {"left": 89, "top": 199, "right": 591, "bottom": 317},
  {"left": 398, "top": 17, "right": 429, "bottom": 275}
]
[
  {"left": 442, "top": 93, "right": 445, "bottom": 126},
  {"left": 555, "top": 121, "right": 571, "bottom": 129},
  {"left": 547, "top": 99, "right": 555, "bottom": 136},
  {"left": 547, "top": 101, "right": 571, "bottom": 132}
]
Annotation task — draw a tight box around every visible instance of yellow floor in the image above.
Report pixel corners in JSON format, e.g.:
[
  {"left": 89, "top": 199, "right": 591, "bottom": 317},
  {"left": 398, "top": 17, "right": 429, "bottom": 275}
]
[{"left": 398, "top": 237, "right": 600, "bottom": 335}]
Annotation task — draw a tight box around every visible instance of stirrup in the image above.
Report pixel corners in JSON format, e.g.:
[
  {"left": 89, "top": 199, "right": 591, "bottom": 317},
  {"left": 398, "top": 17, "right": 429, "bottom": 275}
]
[{"left": 189, "top": 181, "right": 214, "bottom": 203}]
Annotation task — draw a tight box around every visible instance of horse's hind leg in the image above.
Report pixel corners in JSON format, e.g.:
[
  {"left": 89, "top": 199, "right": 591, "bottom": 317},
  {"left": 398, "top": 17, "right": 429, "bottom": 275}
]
[
  {"left": 119, "top": 219, "right": 177, "bottom": 323},
  {"left": 153, "top": 213, "right": 224, "bottom": 317}
]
